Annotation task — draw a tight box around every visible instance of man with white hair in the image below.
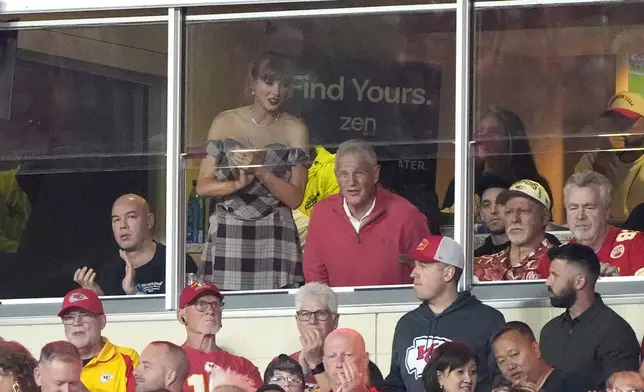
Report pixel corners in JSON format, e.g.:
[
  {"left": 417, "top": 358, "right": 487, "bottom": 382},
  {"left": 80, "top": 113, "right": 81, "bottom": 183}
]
[
  {"left": 565, "top": 170, "right": 644, "bottom": 276},
  {"left": 288, "top": 283, "right": 383, "bottom": 392},
  {"left": 304, "top": 139, "right": 430, "bottom": 286}
]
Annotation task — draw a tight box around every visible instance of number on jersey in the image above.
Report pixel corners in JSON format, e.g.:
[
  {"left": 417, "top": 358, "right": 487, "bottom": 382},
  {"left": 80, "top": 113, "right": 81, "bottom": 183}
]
[
  {"left": 187, "top": 374, "right": 212, "bottom": 392},
  {"left": 616, "top": 231, "right": 638, "bottom": 242}
]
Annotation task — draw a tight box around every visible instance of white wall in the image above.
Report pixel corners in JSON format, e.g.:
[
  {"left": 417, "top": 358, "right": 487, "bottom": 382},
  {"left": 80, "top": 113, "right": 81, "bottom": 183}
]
[{"left": 2, "top": 302, "right": 643, "bottom": 374}]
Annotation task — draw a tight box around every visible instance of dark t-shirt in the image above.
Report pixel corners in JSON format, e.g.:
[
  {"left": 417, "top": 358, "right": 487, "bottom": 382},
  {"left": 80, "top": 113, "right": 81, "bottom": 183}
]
[
  {"left": 99, "top": 242, "right": 197, "bottom": 295},
  {"left": 541, "top": 368, "right": 589, "bottom": 392}
]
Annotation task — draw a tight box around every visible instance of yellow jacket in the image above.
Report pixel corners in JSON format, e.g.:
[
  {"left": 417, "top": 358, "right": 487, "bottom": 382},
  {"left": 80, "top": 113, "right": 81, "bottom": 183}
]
[{"left": 81, "top": 338, "right": 139, "bottom": 392}]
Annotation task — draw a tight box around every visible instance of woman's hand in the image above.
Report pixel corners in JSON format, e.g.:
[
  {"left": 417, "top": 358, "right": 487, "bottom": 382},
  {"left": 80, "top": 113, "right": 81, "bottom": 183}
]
[{"left": 234, "top": 169, "right": 255, "bottom": 190}]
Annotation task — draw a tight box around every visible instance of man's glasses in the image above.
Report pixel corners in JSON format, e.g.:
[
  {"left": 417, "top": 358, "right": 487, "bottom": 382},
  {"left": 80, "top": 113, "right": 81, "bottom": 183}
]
[
  {"left": 61, "top": 312, "right": 96, "bottom": 325},
  {"left": 296, "top": 310, "right": 334, "bottom": 322},
  {"left": 269, "top": 375, "right": 303, "bottom": 386},
  {"left": 192, "top": 300, "right": 224, "bottom": 312}
]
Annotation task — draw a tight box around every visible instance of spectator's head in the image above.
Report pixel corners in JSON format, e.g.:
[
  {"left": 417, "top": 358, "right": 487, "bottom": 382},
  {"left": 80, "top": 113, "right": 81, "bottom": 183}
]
[
  {"left": 177, "top": 282, "right": 224, "bottom": 337},
  {"left": 210, "top": 368, "right": 255, "bottom": 392},
  {"left": 491, "top": 322, "right": 547, "bottom": 387},
  {"left": 58, "top": 288, "right": 106, "bottom": 356},
  {"left": 477, "top": 174, "right": 511, "bottom": 235},
  {"left": 400, "top": 236, "right": 464, "bottom": 302},
  {"left": 294, "top": 283, "right": 339, "bottom": 341},
  {"left": 546, "top": 244, "right": 600, "bottom": 309},
  {"left": 0, "top": 341, "right": 38, "bottom": 392},
  {"left": 256, "top": 385, "right": 286, "bottom": 392},
  {"left": 334, "top": 139, "right": 380, "bottom": 214},
  {"left": 421, "top": 342, "right": 477, "bottom": 392},
  {"left": 34, "top": 341, "right": 82, "bottom": 392},
  {"left": 323, "top": 329, "right": 369, "bottom": 390},
  {"left": 564, "top": 171, "right": 612, "bottom": 245},
  {"left": 606, "top": 371, "right": 644, "bottom": 391},
  {"left": 134, "top": 341, "right": 189, "bottom": 392},
  {"left": 248, "top": 51, "right": 293, "bottom": 112},
  {"left": 263, "top": 355, "right": 304, "bottom": 392},
  {"left": 497, "top": 179, "right": 550, "bottom": 247},
  {"left": 111, "top": 193, "right": 154, "bottom": 252},
  {"left": 601, "top": 92, "right": 644, "bottom": 147}
]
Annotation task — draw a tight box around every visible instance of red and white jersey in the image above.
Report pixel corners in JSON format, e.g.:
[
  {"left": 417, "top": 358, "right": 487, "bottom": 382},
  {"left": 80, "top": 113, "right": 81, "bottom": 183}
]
[
  {"left": 182, "top": 345, "right": 263, "bottom": 392},
  {"left": 571, "top": 225, "right": 644, "bottom": 276}
]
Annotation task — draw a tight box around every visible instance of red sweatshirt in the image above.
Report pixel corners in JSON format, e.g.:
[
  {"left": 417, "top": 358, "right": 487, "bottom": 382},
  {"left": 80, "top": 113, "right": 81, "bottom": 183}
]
[{"left": 303, "top": 186, "right": 430, "bottom": 287}]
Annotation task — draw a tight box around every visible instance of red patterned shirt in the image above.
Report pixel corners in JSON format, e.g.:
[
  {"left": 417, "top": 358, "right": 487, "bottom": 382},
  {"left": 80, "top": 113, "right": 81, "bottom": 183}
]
[
  {"left": 474, "top": 238, "right": 554, "bottom": 281},
  {"left": 571, "top": 225, "right": 644, "bottom": 276}
]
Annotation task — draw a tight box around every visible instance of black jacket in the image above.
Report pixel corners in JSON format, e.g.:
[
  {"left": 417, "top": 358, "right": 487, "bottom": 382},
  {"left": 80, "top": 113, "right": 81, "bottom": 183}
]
[{"left": 384, "top": 291, "right": 505, "bottom": 392}]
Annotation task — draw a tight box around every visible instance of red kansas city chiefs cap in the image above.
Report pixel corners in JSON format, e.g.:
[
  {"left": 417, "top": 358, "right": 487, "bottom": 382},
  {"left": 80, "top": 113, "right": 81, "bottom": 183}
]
[
  {"left": 179, "top": 281, "right": 224, "bottom": 309},
  {"left": 58, "top": 288, "right": 105, "bottom": 317},
  {"left": 398, "top": 235, "right": 464, "bottom": 269}
]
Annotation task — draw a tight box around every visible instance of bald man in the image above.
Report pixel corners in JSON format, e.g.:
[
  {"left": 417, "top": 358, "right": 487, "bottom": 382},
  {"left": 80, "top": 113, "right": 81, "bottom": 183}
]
[
  {"left": 134, "top": 341, "right": 190, "bottom": 392},
  {"left": 74, "top": 193, "right": 197, "bottom": 295},
  {"left": 606, "top": 371, "right": 644, "bottom": 391},
  {"left": 323, "top": 329, "right": 372, "bottom": 392}
]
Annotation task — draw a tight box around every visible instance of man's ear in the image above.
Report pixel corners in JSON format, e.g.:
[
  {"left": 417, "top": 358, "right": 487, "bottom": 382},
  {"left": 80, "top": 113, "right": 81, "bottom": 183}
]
[
  {"left": 177, "top": 309, "right": 186, "bottom": 325},
  {"left": 166, "top": 369, "right": 177, "bottom": 387},
  {"left": 373, "top": 164, "right": 380, "bottom": 184},
  {"left": 99, "top": 315, "right": 107, "bottom": 330},
  {"left": 34, "top": 367, "right": 42, "bottom": 386},
  {"left": 332, "top": 314, "right": 340, "bottom": 330},
  {"left": 147, "top": 213, "right": 155, "bottom": 231},
  {"left": 444, "top": 265, "right": 455, "bottom": 282}
]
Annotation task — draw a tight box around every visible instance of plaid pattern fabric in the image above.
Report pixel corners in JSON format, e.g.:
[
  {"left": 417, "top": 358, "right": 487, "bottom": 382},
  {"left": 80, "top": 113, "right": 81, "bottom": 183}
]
[{"left": 201, "top": 138, "right": 307, "bottom": 290}]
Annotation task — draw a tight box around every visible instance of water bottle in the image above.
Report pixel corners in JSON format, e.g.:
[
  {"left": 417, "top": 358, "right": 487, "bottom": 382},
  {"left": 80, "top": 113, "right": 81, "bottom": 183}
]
[{"left": 187, "top": 180, "right": 205, "bottom": 243}]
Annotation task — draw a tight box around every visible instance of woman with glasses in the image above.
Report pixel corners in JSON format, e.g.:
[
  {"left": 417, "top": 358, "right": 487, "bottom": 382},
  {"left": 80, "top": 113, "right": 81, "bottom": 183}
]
[
  {"left": 0, "top": 341, "right": 38, "bottom": 392},
  {"left": 264, "top": 355, "right": 306, "bottom": 392}
]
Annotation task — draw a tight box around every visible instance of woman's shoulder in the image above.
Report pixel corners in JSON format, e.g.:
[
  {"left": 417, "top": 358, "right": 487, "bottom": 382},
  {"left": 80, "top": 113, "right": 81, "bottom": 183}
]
[{"left": 279, "top": 113, "right": 309, "bottom": 145}]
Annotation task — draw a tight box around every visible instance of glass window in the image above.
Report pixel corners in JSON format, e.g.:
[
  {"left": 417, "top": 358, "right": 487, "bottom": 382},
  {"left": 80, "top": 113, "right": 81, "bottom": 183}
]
[
  {"left": 0, "top": 23, "right": 170, "bottom": 299},
  {"left": 471, "top": 2, "right": 644, "bottom": 283},
  {"left": 184, "top": 10, "right": 456, "bottom": 291}
]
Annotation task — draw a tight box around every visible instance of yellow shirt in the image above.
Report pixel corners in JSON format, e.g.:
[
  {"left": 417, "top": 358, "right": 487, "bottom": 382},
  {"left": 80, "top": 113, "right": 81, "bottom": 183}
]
[
  {"left": 576, "top": 152, "right": 644, "bottom": 221},
  {"left": 81, "top": 338, "right": 139, "bottom": 392}
]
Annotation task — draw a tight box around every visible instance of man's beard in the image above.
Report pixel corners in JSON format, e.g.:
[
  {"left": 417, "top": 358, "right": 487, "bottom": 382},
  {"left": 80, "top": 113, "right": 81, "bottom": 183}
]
[{"left": 549, "top": 285, "right": 577, "bottom": 309}]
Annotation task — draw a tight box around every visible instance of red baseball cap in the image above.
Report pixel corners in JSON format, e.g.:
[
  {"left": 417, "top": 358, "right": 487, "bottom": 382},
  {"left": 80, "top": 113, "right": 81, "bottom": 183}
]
[
  {"left": 58, "top": 288, "right": 104, "bottom": 317},
  {"left": 179, "top": 281, "right": 223, "bottom": 309},
  {"left": 399, "top": 236, "right": 464, "bottom": 269}
]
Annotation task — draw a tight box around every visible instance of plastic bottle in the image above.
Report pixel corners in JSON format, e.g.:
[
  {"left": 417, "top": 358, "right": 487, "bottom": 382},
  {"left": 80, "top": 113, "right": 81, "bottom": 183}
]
[{"left": 187, "top": 180, "right": 204, "bottom": 243}]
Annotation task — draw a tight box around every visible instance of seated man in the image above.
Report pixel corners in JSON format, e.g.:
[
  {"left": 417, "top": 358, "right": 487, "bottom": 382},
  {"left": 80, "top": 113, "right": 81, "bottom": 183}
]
[
  {"left": 58, "top": 288, "right": 139, "bottom": 392},
  {"left": 492, "top": 321, "right": 588, "bottom": 392},
  {"left": 565, "top": 170, "right": 644, "bottom": 276},
  {"left": 474, "top": 179, "right": 555, "bottom": 281},
  {"left": 576, "top": 91, "right": 644, "bottom": 221},
  {"left": 35, "top": 341, "right": 84, "bottom": 392},
  {"left": 323, "top": 329, "right": 374, "bottom": 392},
  {"left": 540, "top": 244, "right": 640, "bottom": 390},
  {"left": 304, "top": 139, "right": 429, "bottom": 286},
  {"left": 74, "top": 193, "right": 197, "bottom": 295},
  {"left": 607, "top": 371, "right": 644, "bottom": 392},
  {"left": 178, "top": 282, "right": 262, "bottom": 392},
  {"left": 134, "top": 341, "right": 190, "bottom": 392},
  {"left": 288, "top": 283, "right": 384, "bottom": 392}
]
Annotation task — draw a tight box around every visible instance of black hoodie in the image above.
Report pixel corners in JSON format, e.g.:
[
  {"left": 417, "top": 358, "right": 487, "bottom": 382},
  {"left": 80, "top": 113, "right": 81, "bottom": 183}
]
[{"left": 383, "top": 291, "right": 505, "bottom": 392}]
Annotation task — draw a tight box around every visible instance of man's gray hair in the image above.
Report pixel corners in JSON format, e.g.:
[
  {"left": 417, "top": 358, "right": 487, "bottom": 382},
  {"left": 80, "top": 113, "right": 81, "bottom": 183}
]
[
  {"left": 564, "top": 170, "right": 613, "bottom": 209},
  {"left": 39, "top": 341, "right": 81, "bottom": 364},
  {"left": 295, "top": 283, "right": 338, "bottom": 313},
  {"left": 335, "top": 139, "right": 378, "bottom": 166}
]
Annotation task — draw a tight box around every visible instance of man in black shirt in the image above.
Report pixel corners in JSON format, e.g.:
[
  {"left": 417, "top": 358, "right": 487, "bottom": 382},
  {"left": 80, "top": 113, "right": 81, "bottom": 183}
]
[
  {"left": 73, "top": 193, "right": 197, "bottom": 295},
  {"left": 491, "top": 321, "right": 588, "bottom": 392},
  {"left": 540, "top": 244, "right": 640, "bottom": 390}
]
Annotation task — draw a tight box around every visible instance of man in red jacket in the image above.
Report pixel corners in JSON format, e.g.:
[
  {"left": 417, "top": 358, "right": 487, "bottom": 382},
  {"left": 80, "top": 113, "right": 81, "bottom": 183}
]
[{"left": 303, "top": 139, "right": 430, "bottom": 287}]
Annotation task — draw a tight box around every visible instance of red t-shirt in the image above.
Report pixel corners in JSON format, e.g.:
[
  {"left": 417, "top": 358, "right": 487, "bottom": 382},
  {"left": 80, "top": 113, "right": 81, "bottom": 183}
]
[
  {"left": 571, "top": 226, "right": 644, "bottom": 276},
  {"left": 182, "top": 345, "right": 263, "bottom": 392}
]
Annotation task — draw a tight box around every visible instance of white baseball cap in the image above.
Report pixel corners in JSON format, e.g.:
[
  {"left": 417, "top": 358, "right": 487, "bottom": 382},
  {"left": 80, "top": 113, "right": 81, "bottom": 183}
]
[
  {"left": 496, "top": 179, "right": 551, "bottom": 210},
  {"left": 399, "top": 236, "right": 464, "bottom": 269}
]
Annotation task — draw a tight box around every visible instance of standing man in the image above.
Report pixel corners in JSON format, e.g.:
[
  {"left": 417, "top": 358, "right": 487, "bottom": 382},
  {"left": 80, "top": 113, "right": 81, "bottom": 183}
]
[
  {"left": 58, "top": 288, "right": 139, "bottom": 392},
  {"left": 565, "top": 170, "right": 644, "bottom": 276},
  {"left": 386, "top": 235, "right": 505, "bottom": 392},
  {"left": 540, "top": 243, "right": 640, "bottom": 390},
  {"left": 134, "top": 341, "right": 190, "bottom": 392},
  {"left": 34, "top": 341, "right": 84, "bottom": 392},
  {"left": 304, "top": 139, "right": 429, "bottom": 286},
  {"left": 474, "top": 179, "right": 555, "bottom": 281},
  {"left": 177, "top": 282, "right": 262, "bottom": 392},
  {"left": 74, "top": 193, "right": 197, "bottom": 295}
]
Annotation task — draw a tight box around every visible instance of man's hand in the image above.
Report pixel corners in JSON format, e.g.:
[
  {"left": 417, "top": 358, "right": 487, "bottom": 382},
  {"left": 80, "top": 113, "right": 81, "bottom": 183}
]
[
  {"left": 335, "top": 361, "right": 365, "bottom": 392},
  {"left": 73, "top": 267, "right": 105, "bottom": 296},
  {"left": 600, "top": 262, "right": 620, "bottom": 277},
  {"left": 300, "top": 328, "right": 324, "bottom": 369},
  {"left": 120, "top": 250, "right": 138, "bottom": 295}
]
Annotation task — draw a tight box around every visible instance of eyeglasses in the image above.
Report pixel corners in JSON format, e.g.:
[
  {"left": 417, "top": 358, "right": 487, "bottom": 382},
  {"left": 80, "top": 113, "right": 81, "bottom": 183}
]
[
  {"left": 269, "top": 375, "right": 303, "bottom": 386},
  {"left": 296, "top": 310, "right": 334, "bottom": 322},
  {"left": 192, "top": 300, "right": 224, "bottom": 312},
  {"left": 61, "top": 312, "right": 96, "bottom": 325}
]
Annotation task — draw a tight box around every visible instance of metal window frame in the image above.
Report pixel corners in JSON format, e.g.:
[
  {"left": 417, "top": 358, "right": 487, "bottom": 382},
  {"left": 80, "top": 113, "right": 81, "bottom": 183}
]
[{"left": 0, "top": 0, "right": 643, "bottom": 323}]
